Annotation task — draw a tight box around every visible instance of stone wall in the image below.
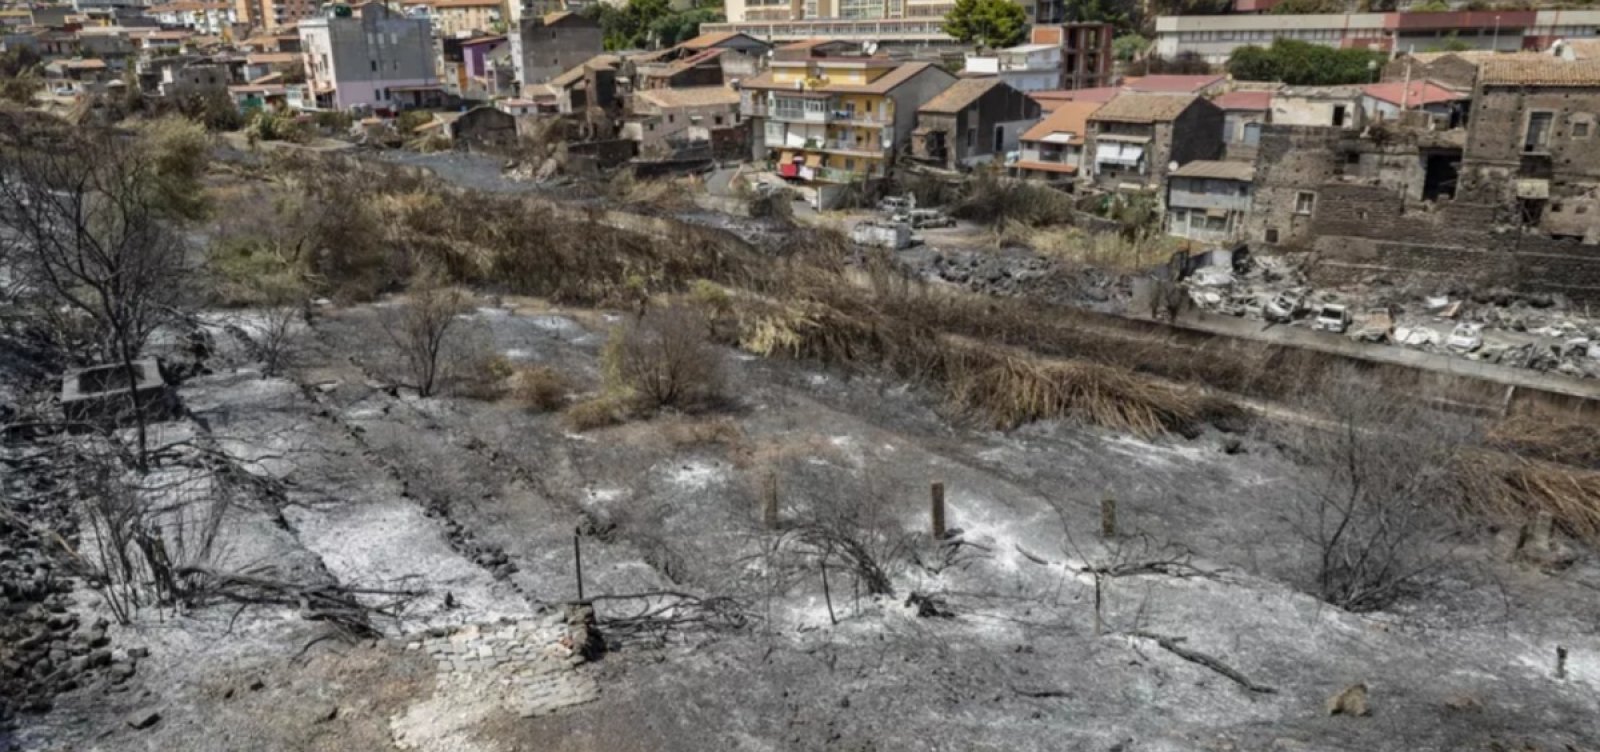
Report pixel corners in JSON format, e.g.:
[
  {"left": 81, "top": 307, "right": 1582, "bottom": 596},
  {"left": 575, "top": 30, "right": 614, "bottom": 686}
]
[
  {"left": 1248, "top": 125, "right": 1344, "bottom": 247},
  {"left": 1309, "top": 182, "right": 1600, "bottom": 304},
  {"left": 1460, "top": 85, "right": 1600, "bottom": 204}
]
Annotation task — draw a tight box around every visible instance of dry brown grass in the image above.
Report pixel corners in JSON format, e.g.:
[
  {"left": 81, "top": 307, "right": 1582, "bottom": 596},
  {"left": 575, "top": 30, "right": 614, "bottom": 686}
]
[
  {"left": 507, "top": 365, "right": 570, "bottom": 412},
  {"left": 1459, "top": 453, "right": 1600, "bottom": 544},
  {"left": 945, "top": 349, "right": 1219, "bottom": 436},
  {"left": 562, "top": 394, "right": 627, "bottom": 432}
]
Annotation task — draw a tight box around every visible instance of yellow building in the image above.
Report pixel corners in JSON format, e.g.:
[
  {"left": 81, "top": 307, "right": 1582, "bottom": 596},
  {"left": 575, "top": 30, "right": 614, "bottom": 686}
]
[
  {"left": 403, "top": 0, "right": 502, "bottom": 37},
  {"left": 738, "top": 41, "right": 956, "bottom": 183}
]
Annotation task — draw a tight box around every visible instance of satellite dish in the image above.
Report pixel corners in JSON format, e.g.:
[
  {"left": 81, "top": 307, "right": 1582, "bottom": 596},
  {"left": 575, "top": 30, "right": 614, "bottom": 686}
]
[
  {"left": 863, "top": 41, "right": 878, "bottom": 55},
  {"left": 1168, "top": 160, "right": 1179, "bottom": 172}
]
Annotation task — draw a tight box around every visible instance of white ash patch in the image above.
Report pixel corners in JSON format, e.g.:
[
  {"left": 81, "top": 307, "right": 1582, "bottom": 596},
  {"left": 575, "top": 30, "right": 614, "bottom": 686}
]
[
  {"left": 526, "top": 315, "right": 582, "bottom": 335},
  {"left": 663, "top": 460, "right": 726, "bottom": 491},
  {"left": 392, "top": 615, "right": 600, "bottom": 751},
  {"left": 582, "top": 487, "right": 624, "bottom": 504}
]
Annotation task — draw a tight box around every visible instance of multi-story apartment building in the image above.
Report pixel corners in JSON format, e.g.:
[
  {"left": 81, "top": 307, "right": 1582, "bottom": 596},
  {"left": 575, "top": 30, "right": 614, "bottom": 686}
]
[
  {"left": 740, "top": 43, "right": 955, "bottom": 183},
  {"left": 298, "top": 3, "right": 440, "bottom": 111},
  {"left": 234, "top": 0, "right": 319, "bottom": 31},
  {"left": 1155, "top": 10, "right": 1600, "bottom": 66},
  {"left": 144, "top": 2, "right": 237, "bottom": 36},
  {"left": 402, "top": 0, "right": 502, "bottom": 37},
  {"left": 1030, "top": 23, "right": 1111, "bottom": 90},
  {"left": 708, "top": 0, "right": 1058, "bottom": 42}
]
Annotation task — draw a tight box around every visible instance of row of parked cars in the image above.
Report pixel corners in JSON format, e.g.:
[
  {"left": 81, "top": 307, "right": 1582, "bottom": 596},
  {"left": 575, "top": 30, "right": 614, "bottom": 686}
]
[{"left": 1263, "top": 292, "right": 1484, "bottom": 351}]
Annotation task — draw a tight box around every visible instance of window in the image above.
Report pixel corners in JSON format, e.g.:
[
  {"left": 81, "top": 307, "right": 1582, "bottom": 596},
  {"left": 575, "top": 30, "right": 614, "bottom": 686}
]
[
  {"left": 966, "top": 127, "right": 975, "bottom": 149},
  {"left": 370, "top": 60, "right": 377, "bottom": 71},
  {"left": 714, "top": 115, "right": 723, "bottom": 126},
  {"left": 668, "top": 114, "right": 674, "bottom": 123},
  {"left": 1525, "top": 111, "right": 1554, "bottom": 152},
  {"left": 1573, "top": 117, "right": 1593, "bottom": 139},
  {"left": 1332, "top": 105, "right": 1346, "bottom": 128},
  {"left": 1295, "top": 191, "right": 1316, "bottom": 215},
  {"left": 1266, "top": 228, "right": 1279, "bottom": 243}
]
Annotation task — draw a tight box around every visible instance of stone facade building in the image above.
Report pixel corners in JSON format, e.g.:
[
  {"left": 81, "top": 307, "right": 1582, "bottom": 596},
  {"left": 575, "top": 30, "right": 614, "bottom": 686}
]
[
  {"left": 512, "top": 11, "right": 601, "bottom": 93},
  {"left": 912, "top": 79, "right": 1041, "bottom": 171},
  {"left": 1458, "top": 56, "right": 1600, "bottom": 240},
  {"left": 1084, "top": 92, "right": 1222, "bottom": 191}
]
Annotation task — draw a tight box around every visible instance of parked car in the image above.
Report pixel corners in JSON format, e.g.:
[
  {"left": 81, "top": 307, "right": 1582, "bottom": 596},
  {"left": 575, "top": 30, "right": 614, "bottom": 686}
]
[
  {"left": 1446, "top": 323, "right": 1484, "bottom": 352},
  {"left": 1312, "top": 303, "right": 1352, "bottom": 333},
  {"left": 894, "top": 209, "right": 955, "bottom": 229},
  {"left": 1350, "top": 307, "right": 1394, "bottom": 342},
  {"left": 1264, "top": 291, "right": 1304, "bottom": 323},
  {"left": 877, "top": 195, "right": 914, "bottom": 214}
]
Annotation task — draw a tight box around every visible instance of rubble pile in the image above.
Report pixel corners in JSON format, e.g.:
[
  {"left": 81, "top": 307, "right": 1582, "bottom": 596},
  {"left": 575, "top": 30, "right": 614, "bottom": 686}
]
[
  {"left": 0, "top": 447, "right": 142, "bottom": 726},
  {"left": 927, "top": 250, "right": 1127, "bottom": 309},
  {"left": 1182, "top": 253, "right": 1600, "bottom": 380}
]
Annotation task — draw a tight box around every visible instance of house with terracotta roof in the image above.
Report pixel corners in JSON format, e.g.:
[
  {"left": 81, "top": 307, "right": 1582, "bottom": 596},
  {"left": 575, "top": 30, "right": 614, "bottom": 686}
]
[
  {"left": 1012, "top": 100, "right": 1101, "bottom": 185},
  {"left": 1085, "top": 92, "right": 1223, "bottom": 190},
  {"left": 626, "top": 84, "right": 743, "bottom": 157},
  {"left": 911, "top": 78, "right": 1040, "bottom": 171},
  {"left": 1123, "top": 74, "right": 1227, "bottom": 96},
  {"left": 1212, "top": 88, "right": 1272, "bottom": 155},
  {"left": 1460, "top": 56, "right": 1600, "bottom": 236},
  {"left": 1360, "top": 80, "right": 1468, "bottom": 125},
  {"left": 739, "top": 55, "right": 956, "bottom": 187}
]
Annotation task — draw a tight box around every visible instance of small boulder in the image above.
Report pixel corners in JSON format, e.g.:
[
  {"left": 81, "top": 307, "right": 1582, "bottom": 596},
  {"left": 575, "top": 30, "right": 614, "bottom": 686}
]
[
  {"left": 1326, "top": 683, "right": 1370, "bottom": 717},
  {"left": 125, "top": 708, "right": 161, "bottom": 729}
]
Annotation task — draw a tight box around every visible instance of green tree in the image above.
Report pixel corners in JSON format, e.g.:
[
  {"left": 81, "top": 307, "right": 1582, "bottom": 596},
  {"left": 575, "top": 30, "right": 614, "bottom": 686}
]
[
  {"left": 1112, "top": 33, "right": 1150, "bottom": 62},
  {"left": 1226, "top": 38, "right": 1386, "bottom": 86},
  {"left": 943, "top": 0, "right": 1027, "bottom": 50},
  {"left": 1269, "top": 0, "right": 1346, "bottom": 13},
  {"left": 648, "top": 7, "right": 723, "bottom": 47}
]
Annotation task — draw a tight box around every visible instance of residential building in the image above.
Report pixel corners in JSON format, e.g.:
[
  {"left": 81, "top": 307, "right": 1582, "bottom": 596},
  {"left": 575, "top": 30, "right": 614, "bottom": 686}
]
[
  {"left": 711, "top": 0, "right": 1067, "bottom": 42},
  {"left": 510, "top": 10, "right": 600, "bottom": 93},
  {"left": 1378, "top": 50, "right": 1540, "bottom": 92},
  {"left": 298, "top": 3, "right": 440, "bottom": 111},
  {"left": 626, "top": 84, "right": 743, "bottom": 157},
  {"left": 158, "top": 60, "right": 228, "bottom": 97},
  {"left": 1214, "top": 89, "right": 1271, "bottom": 157},
  {"left": 1271, "top": 85, "right": 1364, "bottom": 129},
  {"left": 242, "top": 51, "right": 302, "bottom": 81},
  {"left": 631, "top": 46, "right": 728, "bottom": 90},
  {"left": 912, "top": 78, "right": 1040, "bottom": 170},
  {"left": 234, "top": 0, "right": 318, "bottom": 31},
  {"left": 143, "top": 2, "right": 236, "bottom": 35},
  {"left": 1154, "top": 10, "right": 1600, "bottom": 66},
  {"left": 458, "top": 34, "right": 511, "bottom": 98},
  {"left": 1165, "top": 160, "right": 1254, "bottom": 243},
  {"left": 1012, "top": 99, "right": 1100, "bottom": 184},
  {"left": 1359, "top": 80, "right": 1468, "bottom": 125},
  {"left": 402, "top": 0, "right": 501, "bottom": 37},
  {"left": 1124, "top": 74, "right": 1227, "bottom": 96},
  {"left": 1029, "top": 85, "right": 1118, "bottom": 113},
  {"left": 740, "top": 51, "right": 956, "bottom": 184},
  {"left": 43, "top": 57, "right": 111, "bottom": 93},
  {"left": 1085, "top": 92, "right": 1223, "bottom": 190},
  {"left": 527, "top": 53, "right": 617, "bottom": 114},
  {"left": 1028, "top": 23, "right": 1112, "bottom": 90},
  {"left": 1552, "top": 37, "right": 1600, "bottom": 61},
  {"left": 964, "top": 44, "right": 1063, "bottom": 93},
  {"left": 677, "top": 31, "right": 771, "bottom": 79},
  {"left": 1459, "top": 56, "right": 1600, "bottom": 238}
]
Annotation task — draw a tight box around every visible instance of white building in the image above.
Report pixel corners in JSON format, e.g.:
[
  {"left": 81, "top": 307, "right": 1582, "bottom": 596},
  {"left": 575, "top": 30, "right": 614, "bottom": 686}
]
[{"left": 963, "top": 43, "right": 1061, "bottom": 92}]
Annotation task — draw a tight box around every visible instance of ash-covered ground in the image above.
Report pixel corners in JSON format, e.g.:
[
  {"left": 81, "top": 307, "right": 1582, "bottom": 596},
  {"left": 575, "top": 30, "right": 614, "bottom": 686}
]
[{"left": 6, "top": 298, "right": 1599, "bottom": 752}]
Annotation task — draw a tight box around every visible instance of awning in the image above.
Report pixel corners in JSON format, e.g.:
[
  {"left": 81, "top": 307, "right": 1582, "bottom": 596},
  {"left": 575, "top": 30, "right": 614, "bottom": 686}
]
[{"left": 1095, "top": 142, "right": 1144, "bottom": 166}]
